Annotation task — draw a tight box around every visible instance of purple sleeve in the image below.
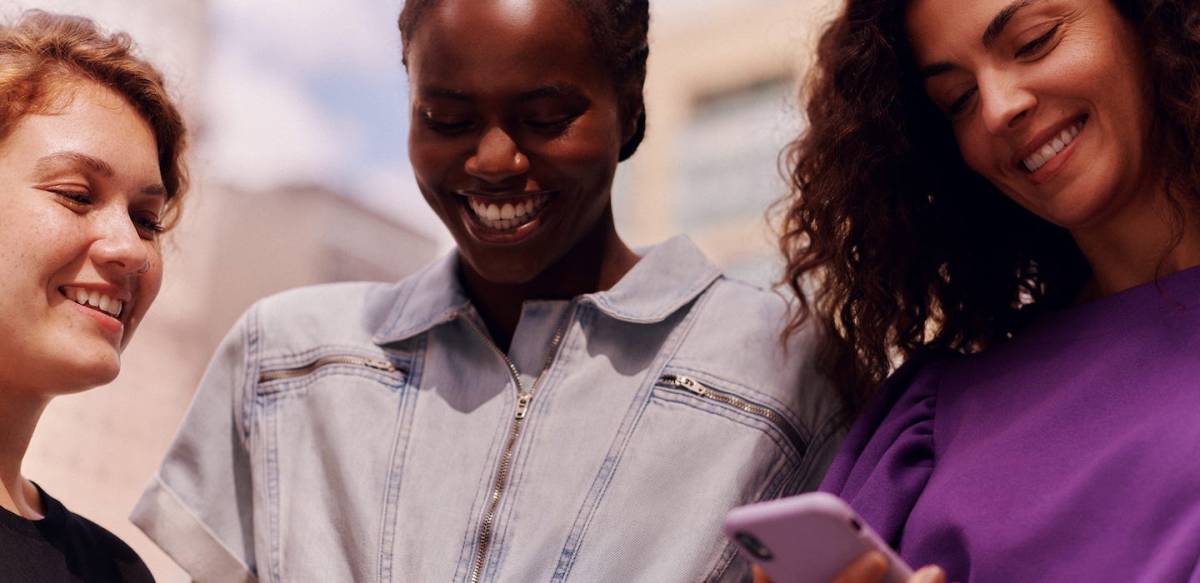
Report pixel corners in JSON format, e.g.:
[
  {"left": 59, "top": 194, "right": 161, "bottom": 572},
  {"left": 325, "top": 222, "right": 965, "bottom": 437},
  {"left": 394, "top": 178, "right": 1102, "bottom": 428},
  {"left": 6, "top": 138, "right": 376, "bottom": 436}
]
[{"left": 819, "top": 355, "right": 947, "bottom": 547}]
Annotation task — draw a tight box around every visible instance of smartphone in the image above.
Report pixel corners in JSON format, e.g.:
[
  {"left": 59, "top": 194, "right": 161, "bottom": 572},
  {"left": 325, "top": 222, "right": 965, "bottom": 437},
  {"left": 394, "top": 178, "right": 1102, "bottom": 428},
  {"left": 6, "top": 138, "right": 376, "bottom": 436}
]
[{"left": 723, "top": 492, "right": 914, "bottom": 583}]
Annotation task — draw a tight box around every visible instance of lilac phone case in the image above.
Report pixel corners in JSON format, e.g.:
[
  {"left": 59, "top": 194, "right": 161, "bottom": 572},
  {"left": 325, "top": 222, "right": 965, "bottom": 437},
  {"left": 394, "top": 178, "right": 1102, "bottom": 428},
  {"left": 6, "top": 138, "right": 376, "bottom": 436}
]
[{"left": 723, "top": 492, "right": 914, "bottom": 583}]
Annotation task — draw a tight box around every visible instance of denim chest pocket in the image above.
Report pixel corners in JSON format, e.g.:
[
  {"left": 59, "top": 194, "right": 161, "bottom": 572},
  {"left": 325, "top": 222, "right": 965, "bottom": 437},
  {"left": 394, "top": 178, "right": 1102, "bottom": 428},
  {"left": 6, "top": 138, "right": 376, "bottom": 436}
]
[
  {"left": 250, "top": 350, "right": 411, "bottom": 582},
  {"left": 256, "top": 351, "right": 406, "bottom": 393},
  {"left": 655, "top": 372, "right": 809, "bottom": 464},
  {"left": 556, "top": 370, "right": 810, "bottom": 583}
]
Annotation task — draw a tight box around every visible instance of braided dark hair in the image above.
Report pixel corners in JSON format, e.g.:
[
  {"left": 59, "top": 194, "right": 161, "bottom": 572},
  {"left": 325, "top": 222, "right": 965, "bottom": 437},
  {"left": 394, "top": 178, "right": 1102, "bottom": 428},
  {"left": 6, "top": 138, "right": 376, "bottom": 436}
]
[{"left": 397, "top": 0, "right": 650, "bottom": 160}]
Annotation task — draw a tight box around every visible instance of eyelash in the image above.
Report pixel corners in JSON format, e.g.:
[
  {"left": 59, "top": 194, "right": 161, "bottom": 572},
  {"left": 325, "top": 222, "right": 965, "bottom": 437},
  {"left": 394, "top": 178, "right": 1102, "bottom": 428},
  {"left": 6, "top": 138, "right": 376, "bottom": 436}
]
[
  {"left": 420, "top": 111, "right": 580, "bottom": 136},
  {"left": 1015, "top": 23, "right": 1062, "bottom": 59},
  {"left": 949, "top": 87, "right": 978, "bottom": 116},
  {"left": 52, "top": 189, "right": 165, "bottom": 237},
  {"left": 422, "top": 113, "right": 475, "bottom": 135}
]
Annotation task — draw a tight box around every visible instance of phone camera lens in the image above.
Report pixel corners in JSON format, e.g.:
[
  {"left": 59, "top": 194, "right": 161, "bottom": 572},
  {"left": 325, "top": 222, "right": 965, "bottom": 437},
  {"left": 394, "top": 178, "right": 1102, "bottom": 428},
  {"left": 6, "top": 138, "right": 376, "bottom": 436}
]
[
  {"left": 849, "top": 518, "right": 862, "bottom": 532},
  {"left": 734, "top": 531, "right": 774, "bottom": 561}
]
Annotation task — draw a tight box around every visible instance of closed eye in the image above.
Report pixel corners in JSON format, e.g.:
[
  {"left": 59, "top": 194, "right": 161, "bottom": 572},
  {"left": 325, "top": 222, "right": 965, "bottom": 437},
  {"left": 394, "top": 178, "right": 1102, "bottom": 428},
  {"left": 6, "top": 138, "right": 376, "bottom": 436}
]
[
  {"left": 133, "top": 213, "right": 165, "bottom": 237},
  {"left": 949, "top": 86, "right": 978, "bottom": 116},
  {"left": 50, "top": 188, "right": 93, "bottom": 206},
  {"left": 1015, "top": 22, "right": 1061, "bottom": 59},
  {"left": 420, "top": 110, "right": 476, "bottom": 135},
  {"left": 525, "top": 113, "right": 578, "bottom": 132}
]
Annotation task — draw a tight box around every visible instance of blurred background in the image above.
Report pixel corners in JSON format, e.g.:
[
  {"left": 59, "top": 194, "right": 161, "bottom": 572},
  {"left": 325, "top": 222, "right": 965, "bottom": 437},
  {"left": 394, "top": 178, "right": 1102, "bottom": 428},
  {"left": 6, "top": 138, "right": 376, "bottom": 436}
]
[{"left": 4, "top": 0, "right": 840, "bottom": 579}]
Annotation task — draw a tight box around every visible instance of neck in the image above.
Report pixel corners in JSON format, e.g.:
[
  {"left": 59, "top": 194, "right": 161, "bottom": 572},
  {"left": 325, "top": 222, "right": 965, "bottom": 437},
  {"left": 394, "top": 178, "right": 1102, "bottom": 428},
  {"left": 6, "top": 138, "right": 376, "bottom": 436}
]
[
  {"left": 0, "top": 389, "right": 49, "bottom": 519},
  {"left": 1072, "top": 186, "right": 1200, "bottom": 298},
  {"left": 462, "top": 209, "right": 639, "bottom": 351}
]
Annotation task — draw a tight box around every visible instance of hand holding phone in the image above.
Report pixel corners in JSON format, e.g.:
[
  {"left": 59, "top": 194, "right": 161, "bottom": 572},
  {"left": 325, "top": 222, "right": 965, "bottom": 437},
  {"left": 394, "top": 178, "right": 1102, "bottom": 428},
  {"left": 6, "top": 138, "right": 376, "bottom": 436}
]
[{"left": 724, "top": 493, "right": 914, "bottom": 583}]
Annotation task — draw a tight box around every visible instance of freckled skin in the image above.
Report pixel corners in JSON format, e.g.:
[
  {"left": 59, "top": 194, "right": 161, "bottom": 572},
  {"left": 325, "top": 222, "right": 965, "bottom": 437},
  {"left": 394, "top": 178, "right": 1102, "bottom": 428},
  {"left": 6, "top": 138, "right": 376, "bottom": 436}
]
[
  {"left": 406, "top": 0, "right": 641, "bottom": 349},
  {"left": 0, "top": 80, "right": 165, "bottom": 396},
  {"left": 907, "top": 0, "right": 1156, "bottom": 230}
]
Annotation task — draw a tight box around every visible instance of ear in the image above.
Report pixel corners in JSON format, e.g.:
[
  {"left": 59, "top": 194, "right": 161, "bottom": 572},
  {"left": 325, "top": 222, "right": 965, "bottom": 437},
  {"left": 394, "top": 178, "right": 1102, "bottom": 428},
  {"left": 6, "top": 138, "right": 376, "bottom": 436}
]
[{"left": 620, "top": 91, "right": 644, "bottom": 146}]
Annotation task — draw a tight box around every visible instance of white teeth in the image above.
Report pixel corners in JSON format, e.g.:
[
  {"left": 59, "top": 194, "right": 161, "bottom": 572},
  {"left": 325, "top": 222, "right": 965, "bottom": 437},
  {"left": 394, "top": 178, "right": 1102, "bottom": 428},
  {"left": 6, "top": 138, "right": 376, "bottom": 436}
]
[
  {"left": 1023, "top": 120, "right": 1085, "bottom": 173},
  {"left": 63, "top": 287, "right": 124, "bottom": 318},
  {"left": 467, "top": 194, "right": 550, "bottom": 231}
]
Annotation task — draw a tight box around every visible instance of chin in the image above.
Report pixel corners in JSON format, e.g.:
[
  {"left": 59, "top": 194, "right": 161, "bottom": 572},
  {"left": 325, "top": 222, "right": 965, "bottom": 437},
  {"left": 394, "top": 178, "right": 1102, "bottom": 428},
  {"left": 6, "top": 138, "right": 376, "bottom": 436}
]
[
  {"left": 460, "top": 248, "right": 553, "bottom": 286},
  {"left": 56, "top": 355, "right": 122, "bottom": 394}
]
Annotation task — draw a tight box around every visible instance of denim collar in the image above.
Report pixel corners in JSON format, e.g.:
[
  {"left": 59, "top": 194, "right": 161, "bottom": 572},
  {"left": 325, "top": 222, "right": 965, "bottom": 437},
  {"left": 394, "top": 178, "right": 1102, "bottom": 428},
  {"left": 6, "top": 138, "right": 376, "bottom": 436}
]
[{"left": 372, "top": 235, "right": 721, "bottom": 344}]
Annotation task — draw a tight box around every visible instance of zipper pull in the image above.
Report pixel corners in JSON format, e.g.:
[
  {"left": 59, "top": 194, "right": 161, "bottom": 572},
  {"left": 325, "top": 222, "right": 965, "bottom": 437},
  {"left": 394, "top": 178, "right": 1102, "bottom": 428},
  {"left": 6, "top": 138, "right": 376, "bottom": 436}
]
[
  {"left": 363, "top": 359, "right": 397, "bottom": 372},
  {"left": 672, "top": 375, "right": 706, "bottom": 396},
  {"left": 515, "top": 393, "right": 533, "bottom": 419}
]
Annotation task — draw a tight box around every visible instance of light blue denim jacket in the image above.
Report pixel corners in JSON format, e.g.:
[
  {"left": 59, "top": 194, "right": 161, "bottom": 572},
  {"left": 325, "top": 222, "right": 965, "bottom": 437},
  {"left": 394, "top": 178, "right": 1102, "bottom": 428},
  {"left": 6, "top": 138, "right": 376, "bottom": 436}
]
[{"left": 132, "top": 236, "right": 843, "bottom": 583}]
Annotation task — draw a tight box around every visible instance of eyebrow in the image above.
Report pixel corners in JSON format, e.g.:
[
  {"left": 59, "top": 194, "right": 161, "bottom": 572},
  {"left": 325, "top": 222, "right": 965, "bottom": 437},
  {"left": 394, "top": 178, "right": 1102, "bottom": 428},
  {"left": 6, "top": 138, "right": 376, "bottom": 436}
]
[
  {"left": 34, "top": 151, "right": 114, "bottom": 177},
  {"left": 518, "top": 84, "right": 577, "bottom": 101},
  {"left": 418, "top": 84, "right": 578, "bottom": 102},
  {"left": 421, "top": 87, "right": 472, "bottom": 101},
  {"left": 919, "top": 0, "right": 1041, "bottom": 79},
  {"left": 982, "top": 0, "right": 1039, "bottom": 48},
  {"left": 919, "top": 62, "right": 957, "bottom": 79},
  {"left": 34, "top": 151, "right": 167, "bottom": 198}
]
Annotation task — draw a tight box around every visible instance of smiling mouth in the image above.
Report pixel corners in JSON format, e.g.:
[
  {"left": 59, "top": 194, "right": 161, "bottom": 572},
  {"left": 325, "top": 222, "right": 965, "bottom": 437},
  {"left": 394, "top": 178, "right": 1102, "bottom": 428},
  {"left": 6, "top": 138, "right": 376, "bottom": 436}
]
[
  {"left": 61, "top": 286, "right": 124, "bottom": 319},
  {"left": 1022, "top": 116, "right": 1087, "bottom": 173},
  {"left": 461, "top": 192, "right": 551, "bottom": 232}
]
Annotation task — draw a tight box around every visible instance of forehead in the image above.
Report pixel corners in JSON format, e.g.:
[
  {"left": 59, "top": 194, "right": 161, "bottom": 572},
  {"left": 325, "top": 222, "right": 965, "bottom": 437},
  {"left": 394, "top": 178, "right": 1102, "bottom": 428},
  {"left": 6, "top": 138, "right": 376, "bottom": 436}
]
[
  {"left": 406, "top": 0, "right": 605, "bottom": 92},
  {"left": 1, "top": 80, "right": 159, "bottom": 175},
  {"left": 906, "top": 0, "right": 1062, "bottom": 62}
]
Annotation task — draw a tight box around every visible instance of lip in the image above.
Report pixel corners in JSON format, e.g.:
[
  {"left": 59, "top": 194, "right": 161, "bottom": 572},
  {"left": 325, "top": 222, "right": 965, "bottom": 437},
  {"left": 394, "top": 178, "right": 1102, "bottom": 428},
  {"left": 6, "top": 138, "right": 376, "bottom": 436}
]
[
  {"left": 61, "top": 291, "right": 125, "bottom": 340},
  {"left": 453, "top": 190, "right": 556, "bottom": 246},
  {"left": 58, "top": 283, "right": 131, "bottom": 340},
  {"left": 1014, "top": 114, "right": 1088, "bottom": 185}
]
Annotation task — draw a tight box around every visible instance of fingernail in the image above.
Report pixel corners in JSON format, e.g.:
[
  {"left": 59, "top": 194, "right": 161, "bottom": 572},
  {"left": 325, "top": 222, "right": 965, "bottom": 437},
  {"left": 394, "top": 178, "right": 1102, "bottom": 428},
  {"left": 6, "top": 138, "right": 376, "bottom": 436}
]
[{"left": 913, "top": 565, "right": 946, "bottom": 583}]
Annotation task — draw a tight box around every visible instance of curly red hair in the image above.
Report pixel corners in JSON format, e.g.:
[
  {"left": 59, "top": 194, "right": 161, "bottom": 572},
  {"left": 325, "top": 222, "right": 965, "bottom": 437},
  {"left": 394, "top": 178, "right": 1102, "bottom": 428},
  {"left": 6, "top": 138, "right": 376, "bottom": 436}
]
[{"left": 0, "top": 10, "right": 188, "bottom": 229}]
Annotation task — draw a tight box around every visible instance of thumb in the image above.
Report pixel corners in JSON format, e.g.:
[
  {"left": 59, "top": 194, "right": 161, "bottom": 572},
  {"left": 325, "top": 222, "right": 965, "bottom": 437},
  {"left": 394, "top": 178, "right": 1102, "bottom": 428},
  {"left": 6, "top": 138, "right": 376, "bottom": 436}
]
[{"left": 752, "top": 564, "right": 774, "bottom": 583}]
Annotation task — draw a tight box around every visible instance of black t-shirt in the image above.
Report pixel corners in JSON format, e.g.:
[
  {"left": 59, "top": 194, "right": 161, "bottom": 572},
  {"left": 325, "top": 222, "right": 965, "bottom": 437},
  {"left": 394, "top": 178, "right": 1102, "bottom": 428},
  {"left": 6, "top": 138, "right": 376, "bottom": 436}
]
[{"left": 0, "top": 484, "right": 154, "bottom": 582}]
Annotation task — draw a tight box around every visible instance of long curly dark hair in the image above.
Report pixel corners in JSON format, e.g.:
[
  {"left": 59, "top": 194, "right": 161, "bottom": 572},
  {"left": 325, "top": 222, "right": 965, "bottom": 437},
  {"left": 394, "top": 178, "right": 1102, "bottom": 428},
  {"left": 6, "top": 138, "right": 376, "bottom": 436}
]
[{"left": 780, "top": 0, "right": 1200, "bottom": 419}]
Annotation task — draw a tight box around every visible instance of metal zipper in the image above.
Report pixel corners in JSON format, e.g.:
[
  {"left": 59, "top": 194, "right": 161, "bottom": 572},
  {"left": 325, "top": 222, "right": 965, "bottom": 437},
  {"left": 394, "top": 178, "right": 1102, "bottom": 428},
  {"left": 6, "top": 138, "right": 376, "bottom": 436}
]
[
  {"left": 257, "top": 355, "right": 398, "bottom": 383},
  {"left": 465, "top": 307, "right": 574, "bottom": 583},
  {"left": 658, "top": 374, "right": 808, "bottom": 457}
]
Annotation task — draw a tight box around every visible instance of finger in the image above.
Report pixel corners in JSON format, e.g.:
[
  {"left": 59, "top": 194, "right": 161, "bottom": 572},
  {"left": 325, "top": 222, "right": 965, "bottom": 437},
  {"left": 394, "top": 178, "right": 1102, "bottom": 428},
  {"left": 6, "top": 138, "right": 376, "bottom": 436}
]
[
  {"left": 832, "top": 551, "right": 888, "bottom": 583},
  {"left": 751, "top": 564, "right": 774, "bottom": 583},
  {"left": 910, "top": 565, "right": 947, "bottom": 583}
]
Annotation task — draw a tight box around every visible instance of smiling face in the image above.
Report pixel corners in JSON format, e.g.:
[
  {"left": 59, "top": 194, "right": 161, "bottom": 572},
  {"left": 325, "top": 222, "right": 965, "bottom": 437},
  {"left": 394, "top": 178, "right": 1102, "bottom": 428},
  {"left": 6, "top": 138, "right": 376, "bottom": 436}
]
[
  {"left": 907, "top": 0, "right": 1156, "bottom": 229},
  {"left": 406, "top": 0, "right": 635, "bottom": 285},
  {"left": 0, "top": 79, "right": 166, "bottom": 395}
]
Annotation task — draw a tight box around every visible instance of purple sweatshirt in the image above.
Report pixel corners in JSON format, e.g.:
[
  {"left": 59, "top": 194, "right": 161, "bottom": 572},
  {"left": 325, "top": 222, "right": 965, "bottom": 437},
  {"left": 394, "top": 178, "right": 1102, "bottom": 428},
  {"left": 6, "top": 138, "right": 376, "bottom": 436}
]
[{"left": 821, "top": 266, "right": 1200, "bottom": 582}]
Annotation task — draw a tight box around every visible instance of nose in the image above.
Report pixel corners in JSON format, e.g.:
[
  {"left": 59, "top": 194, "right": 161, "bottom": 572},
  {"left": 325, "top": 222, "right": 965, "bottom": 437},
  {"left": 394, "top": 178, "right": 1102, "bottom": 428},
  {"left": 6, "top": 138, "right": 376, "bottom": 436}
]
[
  {"left": 465, "top": 125, "right": 529, "bottom": 184},
  {"left": 978, "top": 70, "right": 1036, "bottom": 135},
  {"left": 91, "top": 206, "right": 150, "bottom": 278}
]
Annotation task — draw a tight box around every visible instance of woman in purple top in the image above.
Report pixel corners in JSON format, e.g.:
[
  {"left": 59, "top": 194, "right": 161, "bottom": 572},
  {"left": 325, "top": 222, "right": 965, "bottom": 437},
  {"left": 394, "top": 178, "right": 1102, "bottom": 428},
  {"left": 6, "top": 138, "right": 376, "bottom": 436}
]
[{"left": 765, "top": 0, "right": 1200, "bottom": 581}]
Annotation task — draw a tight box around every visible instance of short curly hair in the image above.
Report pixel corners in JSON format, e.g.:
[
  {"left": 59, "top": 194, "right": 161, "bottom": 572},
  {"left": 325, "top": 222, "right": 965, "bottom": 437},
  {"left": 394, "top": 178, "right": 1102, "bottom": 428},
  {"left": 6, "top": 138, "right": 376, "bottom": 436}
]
[
  {"left": 0, "top": 10, "right": 189, "bottom": 229},
  {"left": 779, "top": 0, "right": 1200, "bottom": 419},
  {"left": 396, "top": 0, "right": 650, "bottom": 161}
]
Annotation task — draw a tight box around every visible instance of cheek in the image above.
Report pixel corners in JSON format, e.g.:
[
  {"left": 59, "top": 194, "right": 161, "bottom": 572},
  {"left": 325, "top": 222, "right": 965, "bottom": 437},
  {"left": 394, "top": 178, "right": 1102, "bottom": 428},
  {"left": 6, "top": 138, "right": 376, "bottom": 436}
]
[
  {"left": 0, "top": 206, "right": 84, "bottom": 285},
  {"left": 954, "top": 125, "right": 997, "bottom": 180},
  {"left": 537, "top": 125, "right": 620, "bottom": 185},
  {"left": 140, "top": 250, "right": 164, "bottom": 307},
  {"left": 408, "top": 132, "right": 461, "bottom": 189}
]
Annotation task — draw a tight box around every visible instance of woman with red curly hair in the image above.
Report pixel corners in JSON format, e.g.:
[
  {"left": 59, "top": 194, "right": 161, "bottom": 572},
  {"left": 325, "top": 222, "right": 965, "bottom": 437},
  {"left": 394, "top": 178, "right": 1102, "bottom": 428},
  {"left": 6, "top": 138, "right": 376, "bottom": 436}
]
[
  {"left": 772, "top": 0, "right": 1200, "bottom": 580},
  {"left": 0, "top": 10, "right": 187, "bottom": 582}
]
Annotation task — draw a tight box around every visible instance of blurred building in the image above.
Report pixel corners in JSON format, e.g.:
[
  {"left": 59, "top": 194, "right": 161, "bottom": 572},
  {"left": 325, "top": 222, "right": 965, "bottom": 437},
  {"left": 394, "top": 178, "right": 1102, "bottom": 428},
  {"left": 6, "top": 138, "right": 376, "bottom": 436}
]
[{"left": 620, "top": 0, "right": 841, "bottom": 286}]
